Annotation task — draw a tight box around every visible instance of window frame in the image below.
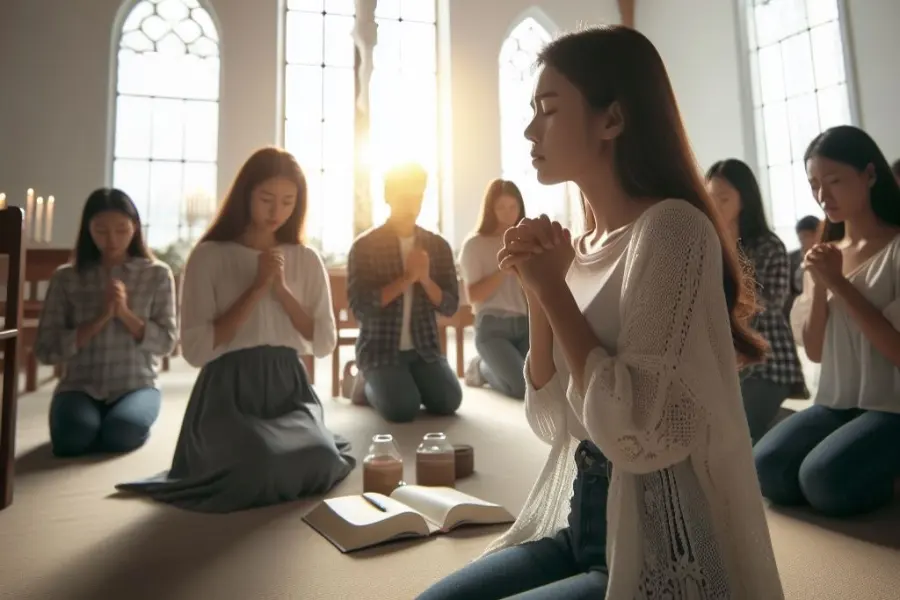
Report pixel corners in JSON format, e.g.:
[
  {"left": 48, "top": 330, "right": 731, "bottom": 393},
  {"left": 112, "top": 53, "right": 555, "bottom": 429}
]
[
  {"left": 106, "top": 0, "right": 223, "bottom": 248},
  {"left": 281, "top": 0, "right": 444, "bottom": 260},
  {"left": 736, "top": 0, "right": 860, "bottom": 249}
]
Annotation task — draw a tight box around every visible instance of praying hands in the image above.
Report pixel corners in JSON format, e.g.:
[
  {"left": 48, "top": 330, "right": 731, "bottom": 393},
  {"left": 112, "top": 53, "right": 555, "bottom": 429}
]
[{"left": 497, "top": 214, "right": 574, "bottom": 298}]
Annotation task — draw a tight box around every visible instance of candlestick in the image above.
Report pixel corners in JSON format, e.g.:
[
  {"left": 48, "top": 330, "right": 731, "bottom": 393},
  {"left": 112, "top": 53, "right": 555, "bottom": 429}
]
[
  {"left": 25, "top": 188, "right": 35, "bottom": 241},
  {"left": 0, "top": 193, "right": 6, "bottom": 210},
  {"left": 35, "top": 196, "right": 44, "bottom": 243},
  {"left": 45, "top": 195, "right": 55, "bottom": 243}
]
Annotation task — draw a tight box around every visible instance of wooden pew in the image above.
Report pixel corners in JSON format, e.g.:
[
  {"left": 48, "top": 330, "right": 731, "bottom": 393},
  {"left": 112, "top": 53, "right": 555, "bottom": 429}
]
[
  {"left": 438, "top": 303, "right": 475, "bottom": 377},
  {"left": 0, "top": 248, "right": 71, "bottom": 392},
  {"left": 0, "top": 208, "right": 26, "bottom": 509}
]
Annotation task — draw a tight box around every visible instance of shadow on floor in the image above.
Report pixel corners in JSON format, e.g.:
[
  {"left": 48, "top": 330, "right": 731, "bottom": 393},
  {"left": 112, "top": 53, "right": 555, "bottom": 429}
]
[
  {"left": 29, "top": 502, "right": 293, "bottom": 600},
  {"left": 14, "top": 441, "right": 119, "bottom": 475},
  {"left": 769, "top": 500, "right": 900, "bottom": 551}
]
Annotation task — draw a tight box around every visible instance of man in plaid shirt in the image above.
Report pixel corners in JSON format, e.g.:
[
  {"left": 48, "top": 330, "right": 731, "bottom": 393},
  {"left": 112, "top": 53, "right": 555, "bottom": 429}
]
[{"left": 347, "top": 163, "right": 463, "bottom": 422}]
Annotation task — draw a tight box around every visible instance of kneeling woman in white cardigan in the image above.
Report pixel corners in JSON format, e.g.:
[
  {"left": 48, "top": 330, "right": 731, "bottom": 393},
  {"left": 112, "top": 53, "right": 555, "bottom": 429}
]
[{"left": 417, "top": 26, "right": 783, "bottom": 600}]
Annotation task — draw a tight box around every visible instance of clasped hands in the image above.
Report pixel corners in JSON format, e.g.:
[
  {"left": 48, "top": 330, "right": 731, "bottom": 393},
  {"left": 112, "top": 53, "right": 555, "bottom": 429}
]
[
  {"left": 255, "top": 248, "right": 288, "bottom": 291},
  {"left": 497, "top": 214, "right": 574, "bottom": 298},
  {"left": 104, "top": 278, "right": 130, "bottom": 319},
  {"left": 404, "top": 247, "right": 431, "bottom": 284},
  {"left": 802, "top": 242, "right": 845, "bottom": 291}
]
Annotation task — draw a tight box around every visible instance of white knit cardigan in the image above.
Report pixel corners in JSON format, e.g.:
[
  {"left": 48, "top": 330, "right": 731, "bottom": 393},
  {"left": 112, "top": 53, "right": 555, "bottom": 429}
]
[{"left": 482, "top": 201, "right": 785, "bottom": 600}]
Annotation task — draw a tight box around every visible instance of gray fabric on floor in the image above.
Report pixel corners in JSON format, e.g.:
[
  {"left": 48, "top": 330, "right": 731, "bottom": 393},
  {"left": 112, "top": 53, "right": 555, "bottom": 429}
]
[{"left": 116, "top": 345, "right": 355, "bottom": 512}]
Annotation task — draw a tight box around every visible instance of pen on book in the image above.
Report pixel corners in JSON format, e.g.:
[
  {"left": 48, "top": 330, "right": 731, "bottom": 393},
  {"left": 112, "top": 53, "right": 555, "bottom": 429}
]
[{"left": 361, "top": 493, "right": 389, "bottom": 512}]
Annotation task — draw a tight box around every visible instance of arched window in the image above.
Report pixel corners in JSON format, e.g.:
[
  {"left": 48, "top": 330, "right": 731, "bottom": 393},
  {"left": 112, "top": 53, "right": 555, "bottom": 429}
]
[
  {"left": 112, "top": 0, "right": 220, "bottom": 248},
  {"left": 369, "top": 0, "right": 441, "bottom": 231},
  {"left": 284, "top": 0, "right": 356, "bottom": 257},
  {"left": 499, "top": 17, "right": 577, "bottom": 229},
  {"left": 746, "top": 0, "right": 852, "bottom": 246}
]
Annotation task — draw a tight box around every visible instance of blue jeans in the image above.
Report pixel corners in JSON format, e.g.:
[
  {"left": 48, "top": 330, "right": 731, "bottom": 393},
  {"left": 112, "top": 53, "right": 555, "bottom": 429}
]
[
  {"left": 475, "top": 314, "right": 529, "bottom": 399},
  {"left": 740, "top": 375, "right": 790, "bottom": 443},
  {"left": 363, "top": 351, "right": 463, "bottom": 423},
  {"left": 417, "top": 440, "right": 609, "bottom": 600},
  {"left": 49, "top": 388, "right": 162, "bottom": 457},
  {"left": 754, "top": 404, "right": 900, "bottom": 517}
]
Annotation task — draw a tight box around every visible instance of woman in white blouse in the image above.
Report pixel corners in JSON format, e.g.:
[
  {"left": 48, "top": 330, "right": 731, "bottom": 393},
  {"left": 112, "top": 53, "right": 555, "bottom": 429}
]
[
  {"left": 418, "top": 26, "right": 783, "bottom": 600},
  {"left": 117, "top": 147, "right": 355, "bottom": 512},
  {"left": 459, "top": 179, "right": 529, "bottom": 398},
  {"left": 755, "top": 125, "right": 900, "bottom": 517}
]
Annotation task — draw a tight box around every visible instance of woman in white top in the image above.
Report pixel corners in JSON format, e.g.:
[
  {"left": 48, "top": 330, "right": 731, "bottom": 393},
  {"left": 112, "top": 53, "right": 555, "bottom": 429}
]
[
  {"left": 460, "top": 179, "right": 529, "bottom": 398},
  {"left": 418, "top": 26, "right": 783, "bottom": 600},
  {"left": 117, "top": 147, "right": 355, "bottom": 512},
  {"left": 755, "top": 125, "right": 900, "bottom": 517}
]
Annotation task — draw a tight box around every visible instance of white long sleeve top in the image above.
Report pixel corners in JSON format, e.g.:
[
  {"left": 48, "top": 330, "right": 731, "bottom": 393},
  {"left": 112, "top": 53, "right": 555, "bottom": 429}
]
[
  {"left": 179, "top": 241, "right": 337, "bottom": 368},
  {"left": 790, "top": 234, "right": 900, "bottom": 412},
  {"left": 483, "top": 200, "right": 784, "bottom": 600}
]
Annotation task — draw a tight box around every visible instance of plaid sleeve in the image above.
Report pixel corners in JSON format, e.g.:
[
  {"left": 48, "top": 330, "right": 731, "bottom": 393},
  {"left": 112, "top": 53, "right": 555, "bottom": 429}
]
[
  {"left": 139, "top": 265, "right": 178, "bottom": 356},
  {"left": 33, "top": 269, "right": 78, "bottom": 365},
  {"left": 430, "top": 235, "right": 460, "bottom": 317},
  {"left": 348, "top": 238, "right": 382, "bottom": 321},
  {"left": 757, "top": 240, "right": 791, "bottom": 311}
]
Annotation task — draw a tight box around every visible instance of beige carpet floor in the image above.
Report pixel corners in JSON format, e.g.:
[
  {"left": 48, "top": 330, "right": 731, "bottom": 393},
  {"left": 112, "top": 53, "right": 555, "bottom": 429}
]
[{"left": 1, "top": 357, "right": 898, "bottom": 600}]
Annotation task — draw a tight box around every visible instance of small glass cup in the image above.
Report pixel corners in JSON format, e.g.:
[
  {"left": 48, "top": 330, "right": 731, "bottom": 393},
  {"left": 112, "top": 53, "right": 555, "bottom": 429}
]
[
  {"left": 415, "top": 432, "right": 456, "bottom": 487},
  {"left": 362, "top": 434, "right": 404, "bottom": 496}
]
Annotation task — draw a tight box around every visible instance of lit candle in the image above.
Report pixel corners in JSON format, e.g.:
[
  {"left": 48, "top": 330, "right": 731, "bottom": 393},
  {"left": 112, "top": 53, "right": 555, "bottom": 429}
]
[
  {"left": 45, "top": 195, "right": 55, "bottom": 243},
  {"left": 25, "top": 188, "right": 34, "bottom": 240},
  {"left": 0, "top": 193, "right": 6, "bottom": 210},
  {"left": 35, "top": 196, "right": 44, "bottom": 243}
]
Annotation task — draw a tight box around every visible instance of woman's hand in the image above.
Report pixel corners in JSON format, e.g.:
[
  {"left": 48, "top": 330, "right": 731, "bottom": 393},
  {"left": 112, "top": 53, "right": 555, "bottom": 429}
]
[
  {"left": 105, "top": 278, "right": 127, "bottom": 317},
  {"left": 803, "top": 243, "right": 844, "bottom": 290},
  {"left": 256, "top": 248, "right": 284, "bottom": 290},
  {"left": 498, "top": 215, "right": 573, "bottom": 297}
]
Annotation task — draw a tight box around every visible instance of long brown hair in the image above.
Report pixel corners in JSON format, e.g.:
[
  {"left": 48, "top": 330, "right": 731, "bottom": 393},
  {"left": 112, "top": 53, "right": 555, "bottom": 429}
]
[
  {"left": 538, "top": 26, "right": 767, "bottom": 364},
  {"left": 200, "top": 146, "right": 308, "bottom": 244},
  {"left": 475, "top": 179, "right": 526, "bottom": 235}
]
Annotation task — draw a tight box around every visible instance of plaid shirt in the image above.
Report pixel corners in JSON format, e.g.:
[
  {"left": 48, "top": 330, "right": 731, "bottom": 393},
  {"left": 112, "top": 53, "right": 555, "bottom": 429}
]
[
  {"left": 742, "top": 233, "right": 805, "bottom": 387},
  {"left": 33, "top": 258, "right": 177, "bottom": 402},
  {"left": 348, "top": 224, "right": 459, "bottom": 370}
]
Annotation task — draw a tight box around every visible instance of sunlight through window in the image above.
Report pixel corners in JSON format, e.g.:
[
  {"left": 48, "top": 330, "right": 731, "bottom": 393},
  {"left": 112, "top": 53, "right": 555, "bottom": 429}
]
[
  {"left": 284, "top": 0, "right": 357, "bottom": 258},
  {"left": 369, "top": 0, "right": 441, "bottom": 232},
  {"left": 746, "top": 0, "right": 851, "bottom": 248},
  {"left": 112, "top": 0, "right": 220, "bottom": 249}
]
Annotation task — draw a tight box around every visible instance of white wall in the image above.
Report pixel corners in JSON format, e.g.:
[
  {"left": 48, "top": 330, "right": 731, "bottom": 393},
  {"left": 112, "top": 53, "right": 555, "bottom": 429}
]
[
  {"left": 1, "top": 0, "right": 897, "bottom": 250},
  {"left": 637, "top": 0, "right": 900, "bottom": 174}
]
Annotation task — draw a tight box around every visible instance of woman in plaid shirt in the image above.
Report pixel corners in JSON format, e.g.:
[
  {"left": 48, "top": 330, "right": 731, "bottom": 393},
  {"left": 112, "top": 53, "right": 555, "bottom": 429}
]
[
  {"left": 34, "top": 188, "right": 177, "bottom": 457},
  {"left": 706, "top": 159, "right": 806, "bottom": 442}
]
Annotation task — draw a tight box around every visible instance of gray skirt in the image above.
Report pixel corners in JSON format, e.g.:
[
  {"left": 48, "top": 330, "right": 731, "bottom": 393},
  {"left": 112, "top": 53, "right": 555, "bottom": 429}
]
[{"left": 116, "top": 345, "right": 355, "bottom": 512}]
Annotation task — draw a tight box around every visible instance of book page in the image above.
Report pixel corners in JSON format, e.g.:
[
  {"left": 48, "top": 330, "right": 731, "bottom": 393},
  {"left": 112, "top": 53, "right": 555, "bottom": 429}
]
[
  {"left": 304, "top": 495, "right": 432, "bottom": 553},
  {"left": 389, "top": 486, "right": 504, "bottom": 530},
  {"left": 323, "top": 495, "right": 418, "bottom": 527}
]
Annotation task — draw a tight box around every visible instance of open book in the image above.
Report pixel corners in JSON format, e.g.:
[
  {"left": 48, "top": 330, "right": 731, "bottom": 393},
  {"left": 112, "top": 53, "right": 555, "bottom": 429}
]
[{"left": 303, "top": 485, "right": 515, "bottom": 553}]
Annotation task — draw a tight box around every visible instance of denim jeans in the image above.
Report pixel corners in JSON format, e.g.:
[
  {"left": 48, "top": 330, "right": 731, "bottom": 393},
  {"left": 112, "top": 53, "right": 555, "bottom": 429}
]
[
  {"left": 49, "top": 387, "right": 162, "bottom": 457},
  {"left": 475, "top": 314, "right": 529, "bottom": 399},
  {"left": 754, "top": 404, "right": 900, "bottom": 517},
  {"left": 416, "top": 440, "right": 610, "bottom": 600},
  {"left": 363, "top": 351, "right": 462, "bottom": 423},
  {"left": 740, "top": 375, "right": 791, "bottom": 443}
]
